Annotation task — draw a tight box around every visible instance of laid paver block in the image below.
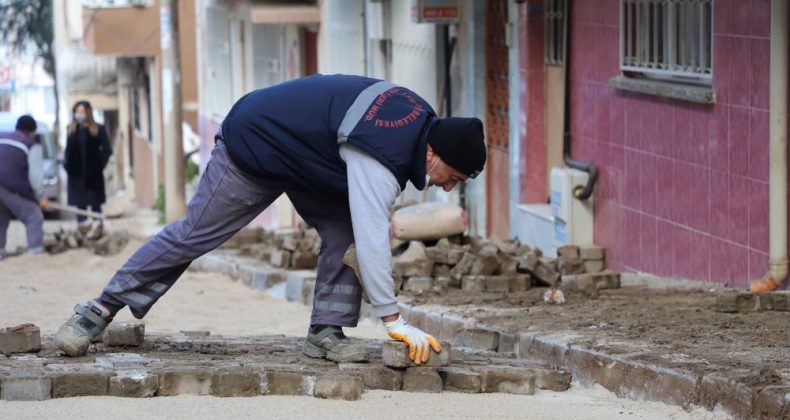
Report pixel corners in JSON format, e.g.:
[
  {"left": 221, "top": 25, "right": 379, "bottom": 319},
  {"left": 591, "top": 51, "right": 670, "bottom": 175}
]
[
  {"left": 437, "top": 367, "right": 481, "bottom": 393},
  {"left": 263, "top": 370, "right": 314, "bottom": 396},
  {"left": 382, "top": 340, "right": 451, "bottom": 368},
  {"left": 314, "top": 374, "right": 364, "bottom": 400},
  {"left": 457, "top": 328, "right": 499, "bottom": 351},
  {"left": 109, "top": 371, "right": 158, "bottom": 398},
  {"left": 402, "top": 367, "right": 442, "bottom": 393},
  {"left": 51, "top": 372, "right": 112, "bottom": 397},
  {"left": 338, "top": 363, "right": 402, "bottom": 391},
  {"left": 477, "top": 367, "right": 536, "bottom": 395},
  {"left": 250, "top": 268, "right": 286, "bottom": 290},
  {"left": 0, "top": 323, "right": 41, "bottom": 354},
  {"left": 157, "top": 369, "right": 214, "bottom": 396},
  {"left": 509, "top": 275, "right": 530, "bottom": 292},
  {"left": 102, "top": 322, "right": 145, "bottom": 347},
  {"left": 497, "top": 332, "right": 519, "bottom": 354},
  {"left": 212, "top": 368, "right": 260, "bottom": 397},
  {"left": 1, "top": 373, "right": 51, "bottom": 401},
  {"left": 714, "top": 293, "right": 757, "bottom": 313},
  {"left": 583, "top": 259, "right": 605, "bottom": 273}
]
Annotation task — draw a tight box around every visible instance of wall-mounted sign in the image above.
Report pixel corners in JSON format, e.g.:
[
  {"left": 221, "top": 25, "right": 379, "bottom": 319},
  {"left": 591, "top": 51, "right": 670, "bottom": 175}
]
[{"left": 411, "top": 0, "right": 459, "bottom": 24}]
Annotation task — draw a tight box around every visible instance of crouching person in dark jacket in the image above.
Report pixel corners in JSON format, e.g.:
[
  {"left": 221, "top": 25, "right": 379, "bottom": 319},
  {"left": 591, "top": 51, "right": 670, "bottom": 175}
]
[
  {"left": 0, "top": 115, "right": 49, "bottom": 260},
  {"left": 54, "top": 74, "right": 487, "bottom": 365}
]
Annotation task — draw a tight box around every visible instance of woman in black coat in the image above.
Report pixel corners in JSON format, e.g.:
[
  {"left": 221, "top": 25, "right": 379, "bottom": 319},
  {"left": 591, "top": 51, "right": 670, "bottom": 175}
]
[{"left": 64, "top": 100, "right": 112, "bottom": 223}]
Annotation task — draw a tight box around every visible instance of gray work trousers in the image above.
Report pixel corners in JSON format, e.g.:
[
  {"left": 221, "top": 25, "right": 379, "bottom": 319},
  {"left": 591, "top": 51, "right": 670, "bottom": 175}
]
[
  {"left": 0, "top": 185, "right": 43, "bottom": 253},
  {"left": 98, "top": 140, "right": 363, "bottom": 327}
]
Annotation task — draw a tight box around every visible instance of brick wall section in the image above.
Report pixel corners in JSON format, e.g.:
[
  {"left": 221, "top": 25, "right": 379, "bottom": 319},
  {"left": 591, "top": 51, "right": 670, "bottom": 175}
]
[{"left": 562, "top": 0, "right": 775, "bottom": 285}]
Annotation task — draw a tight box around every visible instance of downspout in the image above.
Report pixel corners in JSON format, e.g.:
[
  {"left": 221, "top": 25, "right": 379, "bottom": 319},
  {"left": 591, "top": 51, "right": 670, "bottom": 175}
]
[
  {"left": 768, "top": 0, "right": 788, "bottom": 285},
  {"left": 561, "top": 0, "right": 597, "bottom": 199}
]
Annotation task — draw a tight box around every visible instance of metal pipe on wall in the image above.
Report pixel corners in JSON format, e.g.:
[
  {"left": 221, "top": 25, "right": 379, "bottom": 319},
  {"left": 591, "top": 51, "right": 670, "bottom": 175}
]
[{"left": 767, "top": 0, "right": 788, "bottom": 285}]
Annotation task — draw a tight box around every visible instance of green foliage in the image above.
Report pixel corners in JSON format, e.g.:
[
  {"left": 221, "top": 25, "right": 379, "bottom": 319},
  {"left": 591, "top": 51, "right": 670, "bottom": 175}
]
[
  {"left": 185, "top": 159, "right": 199, "bottom": 184},
  {"left": 153, "top": 183, "right": 166, "bottom": 225},
  {"left": 0, "top": 0, "right": 55, "bottom": 76}
]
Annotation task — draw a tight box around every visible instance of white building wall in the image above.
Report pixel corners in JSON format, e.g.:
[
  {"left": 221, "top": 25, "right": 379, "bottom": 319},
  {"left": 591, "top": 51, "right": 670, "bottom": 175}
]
[{"left": 319, "top": 0, "right": 365, "bottom": 75}]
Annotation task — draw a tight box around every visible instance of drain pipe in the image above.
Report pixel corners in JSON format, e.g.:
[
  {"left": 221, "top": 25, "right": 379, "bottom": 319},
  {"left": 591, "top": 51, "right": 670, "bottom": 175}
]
[
  {"left": 561, "top": 0, "right": 598, "bottom": 199},
  {"left": 767, "top": 0, "right": 788, "bottom": 284}
]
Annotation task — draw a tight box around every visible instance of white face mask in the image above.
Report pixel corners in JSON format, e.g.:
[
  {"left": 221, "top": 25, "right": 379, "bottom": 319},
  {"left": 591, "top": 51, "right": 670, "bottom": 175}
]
[
  {"left": 74, "top": 113, "right": 86, "bottom": 123},
  {"left": 426, "top": 158, "right": 441, "bottom": 186}
]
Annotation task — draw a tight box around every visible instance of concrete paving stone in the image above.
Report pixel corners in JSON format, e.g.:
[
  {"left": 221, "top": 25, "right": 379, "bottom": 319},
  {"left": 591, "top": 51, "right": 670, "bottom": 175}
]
[
  {"left": 446, "top": 248, "right": 465, "bottom": 265},
  {"left": 434, "top": 276, "right": 452, "bottom": 290},
  {"left": 753, "top": 385, "right": 790, "bottom": 419},
  {"left": 402, "top": 367, "right": 443, "bottom": 393},
  {"left": 313, "top": 374, "right": 364, "bottom": 400},
  {"left": 291, "top": 250, "right": 318, "bottom": 269},
  {"left": 437, "top": 367, "right": 481, "bottom": 393},
  {"left": 498, "top": 255, "right": 518, "bottom": 275},
  {"left": 476, "top": 367, "right": 536, "bottom": 395},
  {"left": 557, "top": 257, "right": 585, "bottom": 275},
  {"left": 423, "top": 311, "right": 443, "bottom": 338},
  {"left": 771, "top": 292, "right": 790, "bottom": 311},
  {"left": 302, "top": 278, "right": 316, "bottom": 306},
  {"left": 557, "top": 245, "right": 580, "bottom": 260},
  {"left": 432, "top": 264, "right": 451, "bottom": 277},
  {"left": 470, "top": 254, "right": 502, "bottom": 276},
  {"left": 450, "top": 253, "right": 477, "bottom": 279},
  {"left": 51, "top": 372, "right": 112, "bottom": 397},
  {"left": 485, "top": 276, "right": 510, "bottom": 293},
  {"left": 263, "top": 370, "right": 315, "bottom": 396},
  {"left": 497, "top": 332, "right": 519, "bottom": 354},
  {"left": 407, "top": 307, "right": 428, "bottom": 330},
  {"left": 404, "top": 277, "right": 434, "bottom": 294},
  {"left": 714, "top": 293, "right": 757, "bottom": 313},
  {"left": 250, "top": 267, "right": 286, "bottom": 290},
  {"left": 457, "top": 328, "right": 499, "bottom": 351},
  {"left": 509, "top": 275, "right": 530, "bottom": 292},
  {"left": 157, "top": 369, "right": 214, "bottom": 396},
  {"left": 532, "top": 260, "right": 561, "bottom": 287},
  {"left": 212, "top": 368, "right": 260, "bottom": 397},
  {"left": 108, "top": 371, "right": 158, "bottom": 398},
  {"left": 580, "top": 245, "right": 605, "bottom": 260},
  {"left": 439, "top": 314, "right": 467, "bottom": 343},
  {"left": 269, "top": 249, "right": 292, "bottom": 268},
  {"left": 698, "top": 372, "right": 755, "bottom": 419},
  {"left": 95, "top": 353, "right": 158, "bottom": 368},
  {"left": 337, "top": 364, "right": 403, "bottom": 390},
  {"left": 516, "top": 251, "right": 540, "bottom": 273},
  {"left": 382, "top": 340, "right": 451, "bottom": 368},
  {"left": 583, "top": 259, "right": 605, "bottom": 273},
  {"left": 425, "top": 246, "right": 448, "bottom": 264},
  {"left": 461, "top": 275, "right": 486, "bottom": 292},
  {"left": 285, "top": 270, "right": 316, "bottom": 303},
  {"left": 0, "top": 323, "right": 41, "bottom": 354},
  {"left": 0, "top": 372, "right": 51, "bottom": 401},
  {"left": 102, "top": 322, "right": 145, "bottom": 347},
  {"left": 394, "top": 260, "right": 434, "bottom": 278}
]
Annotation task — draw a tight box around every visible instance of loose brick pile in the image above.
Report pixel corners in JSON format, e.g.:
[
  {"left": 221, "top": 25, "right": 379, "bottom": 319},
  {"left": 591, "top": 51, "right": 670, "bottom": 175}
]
[
  {"left": 394, "top": 237, "right": 619, "bottom": 298},
  {"left": 42, "top": 227, "right": 129, "bottom": 256},
  {"left": 0, "top": 325, "right": 572, "bottom": 401},
  {"left": 222, "top": 225, "right": 320, "bottom": 270}
]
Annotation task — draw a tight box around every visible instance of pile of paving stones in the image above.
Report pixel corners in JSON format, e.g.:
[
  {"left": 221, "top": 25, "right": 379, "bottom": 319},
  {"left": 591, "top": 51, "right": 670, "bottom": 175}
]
[
  {"left": 42, "top": 227, "right": 129, "bottom": 256},
  {"left": 0, "top": 323, "right": 572, "bottom": 401},
  {"left": 392, "top": 237, "right": 619, "bottom": 298},
  {"left": 222, "top": 225, "right": 320, "bottom": 270}
]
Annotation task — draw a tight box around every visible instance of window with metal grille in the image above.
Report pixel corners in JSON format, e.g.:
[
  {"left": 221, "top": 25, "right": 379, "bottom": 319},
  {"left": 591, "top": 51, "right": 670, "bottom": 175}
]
[
  {"left": 620, "top": 0, "right": 712, "bottom": 84},
  {"left": 545, "top": 0, "right": 564, "bottom": 65}
]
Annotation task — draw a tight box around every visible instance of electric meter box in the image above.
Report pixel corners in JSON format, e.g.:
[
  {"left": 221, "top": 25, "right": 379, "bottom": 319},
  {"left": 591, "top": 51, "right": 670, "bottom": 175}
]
[{"left": 550, "top": 167, "right": 594, "bottom": 248}]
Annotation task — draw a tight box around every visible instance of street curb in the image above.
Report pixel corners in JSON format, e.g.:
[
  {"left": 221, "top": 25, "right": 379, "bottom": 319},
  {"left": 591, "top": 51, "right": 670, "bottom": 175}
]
[{"left": 191, "top": 251, "right": 787, "bottom": 419}]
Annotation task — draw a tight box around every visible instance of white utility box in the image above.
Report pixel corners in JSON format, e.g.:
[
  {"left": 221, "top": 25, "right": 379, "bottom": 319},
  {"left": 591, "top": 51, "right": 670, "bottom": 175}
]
[{"left": 550, "top": 167, "right": 594, "bottom": 248}]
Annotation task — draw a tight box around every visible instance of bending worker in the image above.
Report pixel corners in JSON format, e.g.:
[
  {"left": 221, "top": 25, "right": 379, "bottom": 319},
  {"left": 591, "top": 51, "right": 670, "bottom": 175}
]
[
  {"left": 0, "top": 115, "right": 49, "bottom": 260},
  {"left": 55, "top": 74, "right": 486, "bottom": 364}
]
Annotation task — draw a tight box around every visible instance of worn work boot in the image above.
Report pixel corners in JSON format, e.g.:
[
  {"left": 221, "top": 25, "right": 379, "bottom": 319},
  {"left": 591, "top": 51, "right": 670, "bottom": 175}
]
[
  {"left": 54, "top": 301, "right": 111, "bottom": 357},
  {"left": 303, "top": 326, "right": 369, "bottom": 363}
]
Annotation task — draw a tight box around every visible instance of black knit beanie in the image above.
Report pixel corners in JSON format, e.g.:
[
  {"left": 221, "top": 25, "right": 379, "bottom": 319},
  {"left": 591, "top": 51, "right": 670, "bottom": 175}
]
[
  {"left": 15, "top": 115, "right": 37, "bottom": 133},
  {"left": 427, "top": 117, "right": 486, "bottom": 178}
]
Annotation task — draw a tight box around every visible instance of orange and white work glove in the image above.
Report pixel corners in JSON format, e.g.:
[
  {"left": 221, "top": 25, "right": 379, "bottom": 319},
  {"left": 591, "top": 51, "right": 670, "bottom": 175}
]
[{"left": 384, "top": 316, "right": 441, "bottom": 365}]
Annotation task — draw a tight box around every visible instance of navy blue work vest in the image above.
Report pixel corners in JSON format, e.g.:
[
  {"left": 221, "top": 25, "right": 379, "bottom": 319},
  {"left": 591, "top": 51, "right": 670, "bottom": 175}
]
[{"left": 221, "top": 74, "right": 435, "bottom": 197}]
